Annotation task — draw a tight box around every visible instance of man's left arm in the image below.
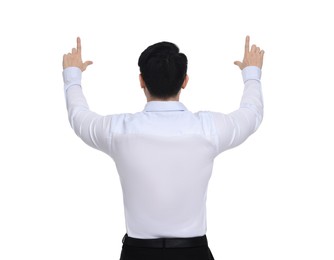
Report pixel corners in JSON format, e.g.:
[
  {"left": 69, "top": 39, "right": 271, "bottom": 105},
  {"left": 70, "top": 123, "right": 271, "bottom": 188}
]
[{"left": 62, "top": 38, "right": 112, "bottom": 156}]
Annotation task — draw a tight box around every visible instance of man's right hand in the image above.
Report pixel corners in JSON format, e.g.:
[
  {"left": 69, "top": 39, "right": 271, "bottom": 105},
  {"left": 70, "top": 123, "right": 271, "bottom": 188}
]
[{"left": 234, "top": 36, "right": 264, "bottom": 70}]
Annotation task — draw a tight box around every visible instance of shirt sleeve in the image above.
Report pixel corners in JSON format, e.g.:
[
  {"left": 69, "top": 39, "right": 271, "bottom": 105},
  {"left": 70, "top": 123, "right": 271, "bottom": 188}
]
[
  {"left": 63, "top": 67, "right": 113, "bottom": 156},
  {"left": 211, "top": 66, "right": 264, "bottom": 155}
]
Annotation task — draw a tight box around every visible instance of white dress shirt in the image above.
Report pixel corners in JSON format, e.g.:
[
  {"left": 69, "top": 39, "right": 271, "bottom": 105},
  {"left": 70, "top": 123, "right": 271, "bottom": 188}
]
[{"left": 63, "top": 66, "right": 263, "bottom": 239}]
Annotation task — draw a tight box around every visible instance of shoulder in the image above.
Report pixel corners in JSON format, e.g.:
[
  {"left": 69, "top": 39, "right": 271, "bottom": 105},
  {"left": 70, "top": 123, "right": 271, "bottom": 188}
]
[
  {"left": 192, "top": 111, "right": 220, "bottom": 135},
  {"left": 193, "top": 110, "right": 216, "bottom": 120}
]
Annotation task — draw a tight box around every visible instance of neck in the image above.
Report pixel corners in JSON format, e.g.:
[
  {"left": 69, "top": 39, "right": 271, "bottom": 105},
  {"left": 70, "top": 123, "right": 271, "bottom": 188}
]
[
  {"left": 146, "top": 92, "right": 181, "bottom": 102},
  {"left": 147, "top": 97, "right": 179, "bottom": 102}
]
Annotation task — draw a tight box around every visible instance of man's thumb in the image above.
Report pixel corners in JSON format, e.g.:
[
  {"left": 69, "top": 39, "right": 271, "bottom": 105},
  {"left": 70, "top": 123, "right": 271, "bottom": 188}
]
[
  {"left": 82, "top": 61, "right": 93, "bottom": 71},
  {"left": 85, "top": 61, "right": 93, "bottom": 66},
  {"left": 234, "top": 61, "right": 244, "bottom": 70}
]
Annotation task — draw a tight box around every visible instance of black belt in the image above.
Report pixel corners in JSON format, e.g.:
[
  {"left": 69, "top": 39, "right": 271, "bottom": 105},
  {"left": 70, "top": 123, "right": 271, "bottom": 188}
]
[{"left": 122, "top": 234, "right": 208, "bottom": 249}]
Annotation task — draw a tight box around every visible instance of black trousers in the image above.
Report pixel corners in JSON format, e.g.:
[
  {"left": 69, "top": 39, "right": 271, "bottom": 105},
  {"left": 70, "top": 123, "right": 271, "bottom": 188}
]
[{"left": 120, "top": 234, "right": 215, "bottom": 260}]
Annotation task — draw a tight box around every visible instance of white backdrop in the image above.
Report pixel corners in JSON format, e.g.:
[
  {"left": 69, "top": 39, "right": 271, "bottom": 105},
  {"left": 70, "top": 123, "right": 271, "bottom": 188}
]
[{"left": 0, "top": 0, "right": 333, "bottom": 259}]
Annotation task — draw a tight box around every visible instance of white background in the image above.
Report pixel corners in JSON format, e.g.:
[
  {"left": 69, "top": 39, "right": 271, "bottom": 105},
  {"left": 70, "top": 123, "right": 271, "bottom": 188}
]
[{"left": 0, "top": 0, "right": 333, "bottom": 259}]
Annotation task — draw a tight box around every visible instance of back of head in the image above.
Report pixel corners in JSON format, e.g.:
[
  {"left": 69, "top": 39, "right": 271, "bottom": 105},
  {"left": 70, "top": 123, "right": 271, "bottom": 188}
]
[{"left": 138, "top": 42, "right": 188, "bottom": 99}]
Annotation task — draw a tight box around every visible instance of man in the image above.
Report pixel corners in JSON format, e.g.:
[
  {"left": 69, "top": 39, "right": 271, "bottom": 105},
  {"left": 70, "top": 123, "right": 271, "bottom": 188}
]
[{"left": 62, "top": 36, "right": 264, "bottom": 260}]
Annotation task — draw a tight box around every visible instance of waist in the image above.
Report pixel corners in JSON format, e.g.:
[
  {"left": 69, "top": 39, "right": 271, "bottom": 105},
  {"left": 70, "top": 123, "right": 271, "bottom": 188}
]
[{"left": 122, "top": 234, "right": 208, "bottom": 249}]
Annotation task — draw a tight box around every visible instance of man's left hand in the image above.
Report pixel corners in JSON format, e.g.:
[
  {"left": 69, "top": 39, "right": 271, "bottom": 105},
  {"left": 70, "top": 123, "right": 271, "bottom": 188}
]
[{"left": 63, "top": 37, "right": 93, "bottom": 71}]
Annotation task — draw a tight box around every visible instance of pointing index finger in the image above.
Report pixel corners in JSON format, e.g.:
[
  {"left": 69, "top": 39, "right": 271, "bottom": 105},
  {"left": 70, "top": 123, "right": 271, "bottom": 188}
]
[
  {"left": 77, "top": 37, "right": 81, "bottom": 53},
  {"left": 245, "top": 35, "right": 250, "bottom": 53}
]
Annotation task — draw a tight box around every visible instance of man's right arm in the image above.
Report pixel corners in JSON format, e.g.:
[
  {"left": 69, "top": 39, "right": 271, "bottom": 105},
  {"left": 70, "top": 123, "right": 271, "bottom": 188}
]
[
  {"left": 212, "top": 65, "right": 263, "bottom": 154},
  {"left": 212, "top": 36, "right": 265, "bottom": 154}
]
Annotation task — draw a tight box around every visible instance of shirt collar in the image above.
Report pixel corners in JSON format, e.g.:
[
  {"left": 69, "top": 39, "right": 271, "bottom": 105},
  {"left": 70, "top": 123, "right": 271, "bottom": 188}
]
[{"left": 144, "top": 101, "right": 188, "bottom": 112}]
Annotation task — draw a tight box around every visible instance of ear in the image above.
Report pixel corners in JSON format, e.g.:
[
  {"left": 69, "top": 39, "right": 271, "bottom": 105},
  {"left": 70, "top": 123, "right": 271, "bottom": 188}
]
[
  {"left": 139, "top": 74, "right": 146, "bottom": 89},
  {"left": 181, "top": 74, "right": 189, "bottom": 89}
]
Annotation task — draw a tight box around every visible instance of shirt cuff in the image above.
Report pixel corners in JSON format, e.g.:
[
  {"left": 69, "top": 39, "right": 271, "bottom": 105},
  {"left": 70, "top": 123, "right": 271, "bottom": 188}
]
[
  {"left": 63, "top": 67, "right": 82, "bottom": 92},
  {"left": 242, "top": 66, "right": 261, "bottom": 83}
]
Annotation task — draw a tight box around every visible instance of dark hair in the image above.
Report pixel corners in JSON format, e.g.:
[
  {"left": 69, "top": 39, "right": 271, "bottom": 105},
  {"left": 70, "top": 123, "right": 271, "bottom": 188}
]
[{"left": 138, "top": 42, "right": 188, "bottom": 99}]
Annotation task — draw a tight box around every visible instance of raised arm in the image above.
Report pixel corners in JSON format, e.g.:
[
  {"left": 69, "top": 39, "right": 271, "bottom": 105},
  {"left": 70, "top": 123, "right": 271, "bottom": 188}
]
[
  {"left": 212, "top": 36, "right": 265, "bottom": 154},
  {"left": 62, "top": 38, "right": 112, "bottom": 156}
]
